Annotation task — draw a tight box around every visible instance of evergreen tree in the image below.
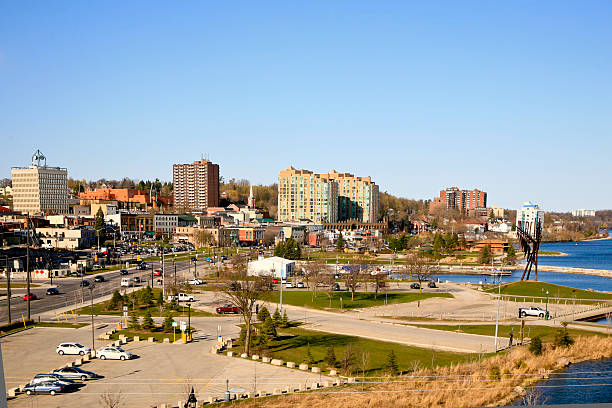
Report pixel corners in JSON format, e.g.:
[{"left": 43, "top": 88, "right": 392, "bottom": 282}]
[
  {"left": 383, "top": 350, "right": 399, "bottom": 376},
  {"left": 156, "top": 290, "right": 164, "bottom": 307},
  {"left": 335, "top": 234, "right": 345, "bottom": 251},
  {"left": 303, "top": 343, "right": 315, "bottom": 364},
  {"left": 257, "top": 306, "right": 271, "bottom": 322},
  {"left": 259, "top": 316, "right": 278, "bottom": 348},
  {"left": 94, "top": 208, "right": 107, "bottom": 244},
  {"left": 108, "top": 290, "right": 124, "bottom": 310},
  {"left": 272, "top": 308, "right": 282, "bottom": 326},
  {"left": 529, "top": 336, "right": 543, "bottom": 356},
  {"left": 280, "top": 310, "right": 289, "bottom": 328},
  {"left": 399, "top": 234, "right": 410, "bottom": 250},
  {"left": 273, "top": 242, "right": 285, "bottom": 257},
  {"left": 325, "top": 346, "right": 337, "bottom": 368},
  {"left": 459, "top": 236, "right": 468, "bottom": 249},
  {"left": 554, "top": 322, "right": 575, "bottom": 348},
  {"left": 141, "top": 310, "right": 155, "bottom": 331},
  {"left": 162, "top": 313, "right": 175, "bottom": 333},
  {"left": 167, "top": 298, "right": 179, "bottom": 311},
  {"left": 507, "top": 245, "right": 517, "bottom": 264},
  {"left": 433, "top": 233, "right": 445, "bottom": 255},
  {"left": 140, "top": 286, "right": 154, "bottom": 307},
  {"left": 479, "top": 245, "right": 491, "bottom": 264},
  {"left": 128, "top": 310, "right": 140, "bottom": 329}
]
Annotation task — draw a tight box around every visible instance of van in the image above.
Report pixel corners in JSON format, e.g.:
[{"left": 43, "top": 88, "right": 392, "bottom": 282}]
[{"left": 120, "top": 278, "right": 133, "bottom": 287}]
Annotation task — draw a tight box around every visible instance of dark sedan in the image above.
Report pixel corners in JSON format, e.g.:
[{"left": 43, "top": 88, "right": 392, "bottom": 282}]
[
  {"left": 94, "top": 275, "right": 105, "bottom": 282},
  {"left": 46, "top": 288, "right": 60, "bottom": 295},
  {"left": 23, "top": 381, "right": 65, "bottom": 396}
]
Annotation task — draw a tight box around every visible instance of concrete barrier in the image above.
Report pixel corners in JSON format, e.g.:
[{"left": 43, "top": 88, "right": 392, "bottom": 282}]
[
  {"left": 299, "top": 363, "right": 308, "bottom": 370},
  {"left": 7, "top": 387, "right": 18, "bottom": 397},
  {"left": 271, "top": 359, "right": 284, "bottom": 366},
  {"left": 329, "top": 369, "right": 337, "bottom": 376},
  {"left": 273, "top": 388, "right": 281, "bottom": 395},
  {"left": 18, "top": 384, "right": 27, "bottom": 392},
  {"left": 227, "top": 351, "right": 234, "bottom": 357},
  {"left": 286, "top": 361, "right": 295, "bottom": 368},
  {"left": 347, "top": 377, "right": 356, "bottom": 383},
  {"left": 311, "top": 367, "right": 320, "bottom": 373},
  {"left": 262, "top": 357, "right": 270, "bottom": 363},
  {"left": 252, "top": 355, "right": 259, "bottom": 360},
  {"left": 120, "top": 338, "right": 127, "bottom": 345},
  {"left": 241, "top": 353, "right": 248, "bottom": 358},
  {"left": 74, "top": 358, "right": 83, "bottom": 366},
  {"left": 114, "top": 340, "right": 121, "bottom": 347},
  {"left": 324, "top": 381, "right": 331, "bottom": 387},
  {"left": 90, "top": 350, "right": 96, "bottom": 358},
  {"left": 207, "top": 396, "right": 215, "bottom": 404},
  {"left": 100, "top": 334, "right": 111, "bottom": 340},
  {"left": 133, "top": 336, "right": 140, "bottom": 342},
  {"left": 257, "top": 390, "right": 266, "bottom": 397},
  {"left": 148, "top": 337, "right": 155, "bottom": 343},
  {"left": 83, "top": 354, "right": 90, "bottom": 362},
  {"left": 163, "top": 338, "right": 170, "bottom": 343},
  {"left": 311, "top": 382, "right": 319, "bottom": 389}
]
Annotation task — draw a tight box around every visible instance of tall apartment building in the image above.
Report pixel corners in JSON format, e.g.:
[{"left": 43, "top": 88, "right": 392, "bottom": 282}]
[
  {"left": 277, "top": 167, "right": 379, "bottom": 223},
  {"left": 430, "top": 187, "right": 487, "bottom": 213},
  {"left": 11, "top": 150, "right": 68, "bottom": 215},
  {"left": 173, "top": 159, "right": 219, "bottom": 211},
  {"left": 516, "top": 201, "right": 545, "bottom": 237}
]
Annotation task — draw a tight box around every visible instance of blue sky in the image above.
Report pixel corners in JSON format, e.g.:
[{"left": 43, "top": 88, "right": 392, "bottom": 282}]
[{"left": 1, "top": 1, "right": 611, "bottom": 212}]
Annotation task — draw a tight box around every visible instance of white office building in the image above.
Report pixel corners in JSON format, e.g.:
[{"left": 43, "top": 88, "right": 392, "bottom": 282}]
[
  {"left": 516, "top": 202, "right": 545, "bottom": 237},
  {"left": 247, "top": 256, "right": 295, "bottom": 279},
  {"left": 571, "top": 209, "right": 596, "bottom": 217}
]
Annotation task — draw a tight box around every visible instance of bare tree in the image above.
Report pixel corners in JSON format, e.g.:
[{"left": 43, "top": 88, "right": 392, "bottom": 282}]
[
  {"left": 344, "top": 267, "right": 362, "bottom": 301},
  {"left": 221, "top": 255, "right": 270, "bottom": 356},
  {"left": 373, "top": 271, "right": 387, "bottom": 300},
  {"left": 304, "top": 258, "right": 327, "bottom": 301},
  {"left": 406, "top": 255, "right": 437, "bottom": 293},
  {"left": 99, "top": 388, "right": 123, "bottom": 408},
  {"left": 323, "top": 274, "right": 336, "bottom": 307},
  {"left": 521, "top": 387, "right": 548, "bottom": 406},
  {"left": 340, "top": 343, "right": 357, "bottom": 376}
]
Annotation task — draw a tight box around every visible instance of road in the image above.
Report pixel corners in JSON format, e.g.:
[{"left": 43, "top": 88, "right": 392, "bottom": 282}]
[{"left": 0, "top": 256, "right": 218, "bottom": 323}]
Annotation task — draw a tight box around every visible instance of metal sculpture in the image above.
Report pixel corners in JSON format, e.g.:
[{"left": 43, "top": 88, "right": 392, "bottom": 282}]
[{"left": 516, "top": 219, "right": 542, "bottom": 281}]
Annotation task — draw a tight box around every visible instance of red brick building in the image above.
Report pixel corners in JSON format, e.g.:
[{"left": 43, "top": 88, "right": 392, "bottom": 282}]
[
  {"left": 173, "top": 159, "right": 219, "bottom": 211},
  {"left": 429, "top": 187, "right": 487, "bottom": 214}
]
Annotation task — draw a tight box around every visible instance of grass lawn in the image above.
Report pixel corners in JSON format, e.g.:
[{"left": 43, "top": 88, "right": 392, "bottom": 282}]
[
  {"left": 1, "top": 321, "right": 88, "bottom": 337},
  {"left": 410, "top": 323, "right": 605, "bottom": 343},
  {"left": 0, "top": 283, "right": 40, "bottom": 288},
  {"left": 75, "top": 303, "right": 218, "bottom": 318},
  {"left": 234, "top": 327, "right": 473, "bottom": 375},
  {"left": 267, "top": 290, "right": 452, "bottom": 310},
  {"left": 483, "top": 281, "right": 612, "bottom": 303}
]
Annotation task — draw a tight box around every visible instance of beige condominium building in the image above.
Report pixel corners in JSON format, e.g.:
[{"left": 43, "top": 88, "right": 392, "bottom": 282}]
[
  {"left": 278, "top": 167, "right": 339, "bottom": 223},
  {"left": 278, "top": 167, "right": 379, "bottom": 223},
  {"left": 173, "top": 158, "right": 220, "bottom": 211},
  {"left": 11, "top": 150, "right": 68, "bottom": 215}
]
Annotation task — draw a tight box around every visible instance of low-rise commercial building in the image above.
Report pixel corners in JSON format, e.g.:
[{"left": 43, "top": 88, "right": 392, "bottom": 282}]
[
  {"left": 37, "top": 227, "right": 95, "bottom": 249},
  {"left": 247, "top": 256, "right": 295, "bottom": 279}
]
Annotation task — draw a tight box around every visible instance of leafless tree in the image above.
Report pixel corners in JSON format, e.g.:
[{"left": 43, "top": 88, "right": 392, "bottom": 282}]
[
  {"left": 99, "top": 388, "right": 123, "bottom": 408},
  {"left": 322, "top": 274, "right": 336, "bottom": 307},
  {"left": 344, "top": 267, "right": 362, "bottom": 301},
  {"left": 406, "top": 255, "right": 437, "bottom": 293},
  {"left": 373, "top": 271, "right": 387, "bottom": 300},
  {"left": 304, "top": 259, "right": 327, "bottom": 301},
  {"left": 340, "top": 343, "right": 357, "bottom": 375},
  {"left": 521, "top": 386, "right": 548, "bottom": 406},
  {"left": 221, "top": 255, "right": 270, "bottom": 356}
]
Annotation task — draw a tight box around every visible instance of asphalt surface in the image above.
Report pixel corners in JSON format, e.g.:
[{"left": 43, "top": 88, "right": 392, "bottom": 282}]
[{"left": 0, "top": 255, "right": 218, "bottom": 322}]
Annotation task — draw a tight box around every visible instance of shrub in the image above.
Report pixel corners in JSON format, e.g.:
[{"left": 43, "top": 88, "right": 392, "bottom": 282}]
[
  {"left": 303, "top": 343, "right": 315, "bottom": 364},
  {"left": 529, "top": 336, "right": 543, "bottom": 356},
  {"left": 107, "top": 290, "right": 124, "bottom": 310},
  {"left": 280, "top": 310, "right": 289, "bottom": 328},
  {"left": 162, "top": 313, "right": 175, "bottom": 333},
  {"left": 258, "top": 316, "right": 278, "bottom": 348},
  {"left": 325, "top": 346, "right": 337, "bottom": 368},
  {"left": 128, "top": 311, "right": 140, "bottom": 330},
  {"left": 383, "top": 350, "right": 399, "bottom": 376},
  {"left": 554, "top": 322, "right": 575, "bottom": 348},
  {"left": 257, "top": 306, "right": 270, "bottom": 322},
  {"left": 489, "top": 366, "right": 501, "bottom": 380},
  {"left": 272, "top": 308, "right": 282, "bottom": 326}
]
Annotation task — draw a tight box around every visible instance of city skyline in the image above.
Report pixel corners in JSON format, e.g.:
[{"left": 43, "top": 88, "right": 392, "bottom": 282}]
[{"left": 2, "top": 2, "right": 612, "bottom": 212}]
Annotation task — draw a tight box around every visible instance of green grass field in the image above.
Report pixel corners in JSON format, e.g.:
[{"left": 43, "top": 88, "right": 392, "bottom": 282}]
[
  {"left": 267, "top": 290, "right": 452, "bottom": 310},
  {"left": 483, "top": 281, "right": 612, "bottom": 302},
  {"left": 109, "top": 329, "right": 179, "bottom": 343},
  {"left": 410, "top": 323, "right": 605, "bottom": 343},
  {"left": 234, "top": 326, "right": 473, "bottom": 375}
]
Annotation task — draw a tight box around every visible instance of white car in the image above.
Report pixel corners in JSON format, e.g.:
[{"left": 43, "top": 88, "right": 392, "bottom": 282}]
[
  {"left": 56, "top": 343, "right": 91, "bottom": 356},
  {"left": 285, "top": 282, "right": 293, "bottom": 288},
  {"left": 97, "top": 346, "right": 133, "bottom": 361},
  {"left": 188, "top": 278, "right": 204, "bottom": 285},
  {"left": 297, "top": 282, "right": 305, "bottom": 288}
]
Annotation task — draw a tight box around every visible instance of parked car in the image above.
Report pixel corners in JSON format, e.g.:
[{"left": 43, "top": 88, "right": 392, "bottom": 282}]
[
  {"left": 297, "top": 282, "right": 305, "bottom": 288},
  {"left": 153, "top": 269, "right": 162, "bottom": 276},
  {"left": 46, "top": 288, "right": 60, "bottom": 296},
  {"left": 177, "top": 293, "right": 195, "bottom": 302},
  {"left": 79, "top": 280, "right": 90, "bottom": 287},
  {"left": 188, "top": 278, "right": 204, "bottom": 285},
  {"left": 56, "top": 343, "right": 91, "bottom": 356},
  {"left": 23, "top": 293, "right": 38, "bottom": 301},
  {"left": 410, "top": 283, "right": 421, "bottom": 289},
  {"left": 97, "top": 346, "right": 133, "bottom": 360},
  {"left": 216, "top": 304, "right": 240, "bottom": 314},
  {"left": 332, "top": 283, "right": 342, "bottom": 291},
  {"left": 120, "top": 269, "right": 129, "bottom": 275},
  {"left": 94, "top": 275, "right": 105, "bottom": 282},
  {"left": 23, "top": 381, "right": 65, "bottom": 396},
  {"left": 133, "top": 276, "right": 141, "bottom": 283},
  {"left": 52, "top": 366, "right": 98, "bottom": 381},
  {"left": 427, "top": 281, "right": 437, "bottom": 288},
  {"left": 272, "top": 278, "right": 279, "bottom": 284},
  {"left": 31, "top": 373, "right": 76, "bottom": 387},
  {"left": 285, "top": 282, "right": 294, "bottom": 288},
  {"left": 92, "top": 264, "right": 103, "bottom": 270},
  {"left": 519, "top": 306, "right": 549, "bottom": 319}
]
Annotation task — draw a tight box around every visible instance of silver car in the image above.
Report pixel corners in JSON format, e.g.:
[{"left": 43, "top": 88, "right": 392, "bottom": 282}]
[
  {"left": 52, "top": 366, "right": 98, "bottom": 381},
  {"left": 97, "top": 346, "right": 133, "bottom": 360}
]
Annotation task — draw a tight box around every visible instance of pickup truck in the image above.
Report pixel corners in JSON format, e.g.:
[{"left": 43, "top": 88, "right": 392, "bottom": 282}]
[
  {"left": 215, "top": 304, "right": 240, "bottom": 314},
  {"left": 519, "top": 306, "right": 549, "bottom": 319},
  {"left": 167, "top": 293, "right": 195, "bottom": 302}
]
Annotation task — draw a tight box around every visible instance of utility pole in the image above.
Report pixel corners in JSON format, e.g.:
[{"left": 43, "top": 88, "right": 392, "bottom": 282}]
[
  {"left": 161, "top": 248, "right": 165, "bottom": 300},
  {"left": 494, "top": 271, "right": 502, "bottom": 352},
  {"left": 5, "top": 256, "right": 11, "bottom": 324},
  {"left": 26, "top": 220, "right": 31, "bottom": 320},
  {"left": 89, "top": 285, "right": 95, "bottom": 355}
]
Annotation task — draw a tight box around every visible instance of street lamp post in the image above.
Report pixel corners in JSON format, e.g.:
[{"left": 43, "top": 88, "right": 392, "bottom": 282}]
[
  {"left": 89, "top": 284, "right": 96, "bottom": 356},
  {"left": 494, "top": 271, "right": 502, "bottom": 352},
  {"left": 545, "top": 290, "right": 550, "bottom": 318}
]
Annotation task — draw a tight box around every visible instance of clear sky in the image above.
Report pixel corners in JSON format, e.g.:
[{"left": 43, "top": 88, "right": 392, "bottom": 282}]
[{"left": 1, "top": 1, "right": 611, "bottom": 212}]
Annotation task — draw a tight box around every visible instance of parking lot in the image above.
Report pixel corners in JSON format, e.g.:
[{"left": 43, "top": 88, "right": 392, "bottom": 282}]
[{"left": 3, "top": 318, "right": 329, "bottom": 407}]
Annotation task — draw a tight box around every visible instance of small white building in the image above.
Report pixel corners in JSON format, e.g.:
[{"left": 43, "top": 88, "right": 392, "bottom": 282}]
[
  {"left": 516, "top": 202, "right": 545, "bottom": 236},
  {"left": 247, "top": 256, "right": 295, "bottom": 279}
]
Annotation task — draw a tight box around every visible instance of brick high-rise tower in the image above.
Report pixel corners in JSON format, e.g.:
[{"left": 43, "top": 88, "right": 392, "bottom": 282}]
[{"left": 173, "top": 159, "right": 219, "bottom": 211}]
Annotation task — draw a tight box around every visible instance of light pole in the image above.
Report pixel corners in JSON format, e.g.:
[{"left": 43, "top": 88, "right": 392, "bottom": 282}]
[
  {"left": 88, "top": 284, "right": 96, "bottom": 356},
  {"left": 545, "top": 290, "right": 549, "bottom": 318},
  {"left": 494, "top": 271, "right": 502, "bottom": 352}
]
